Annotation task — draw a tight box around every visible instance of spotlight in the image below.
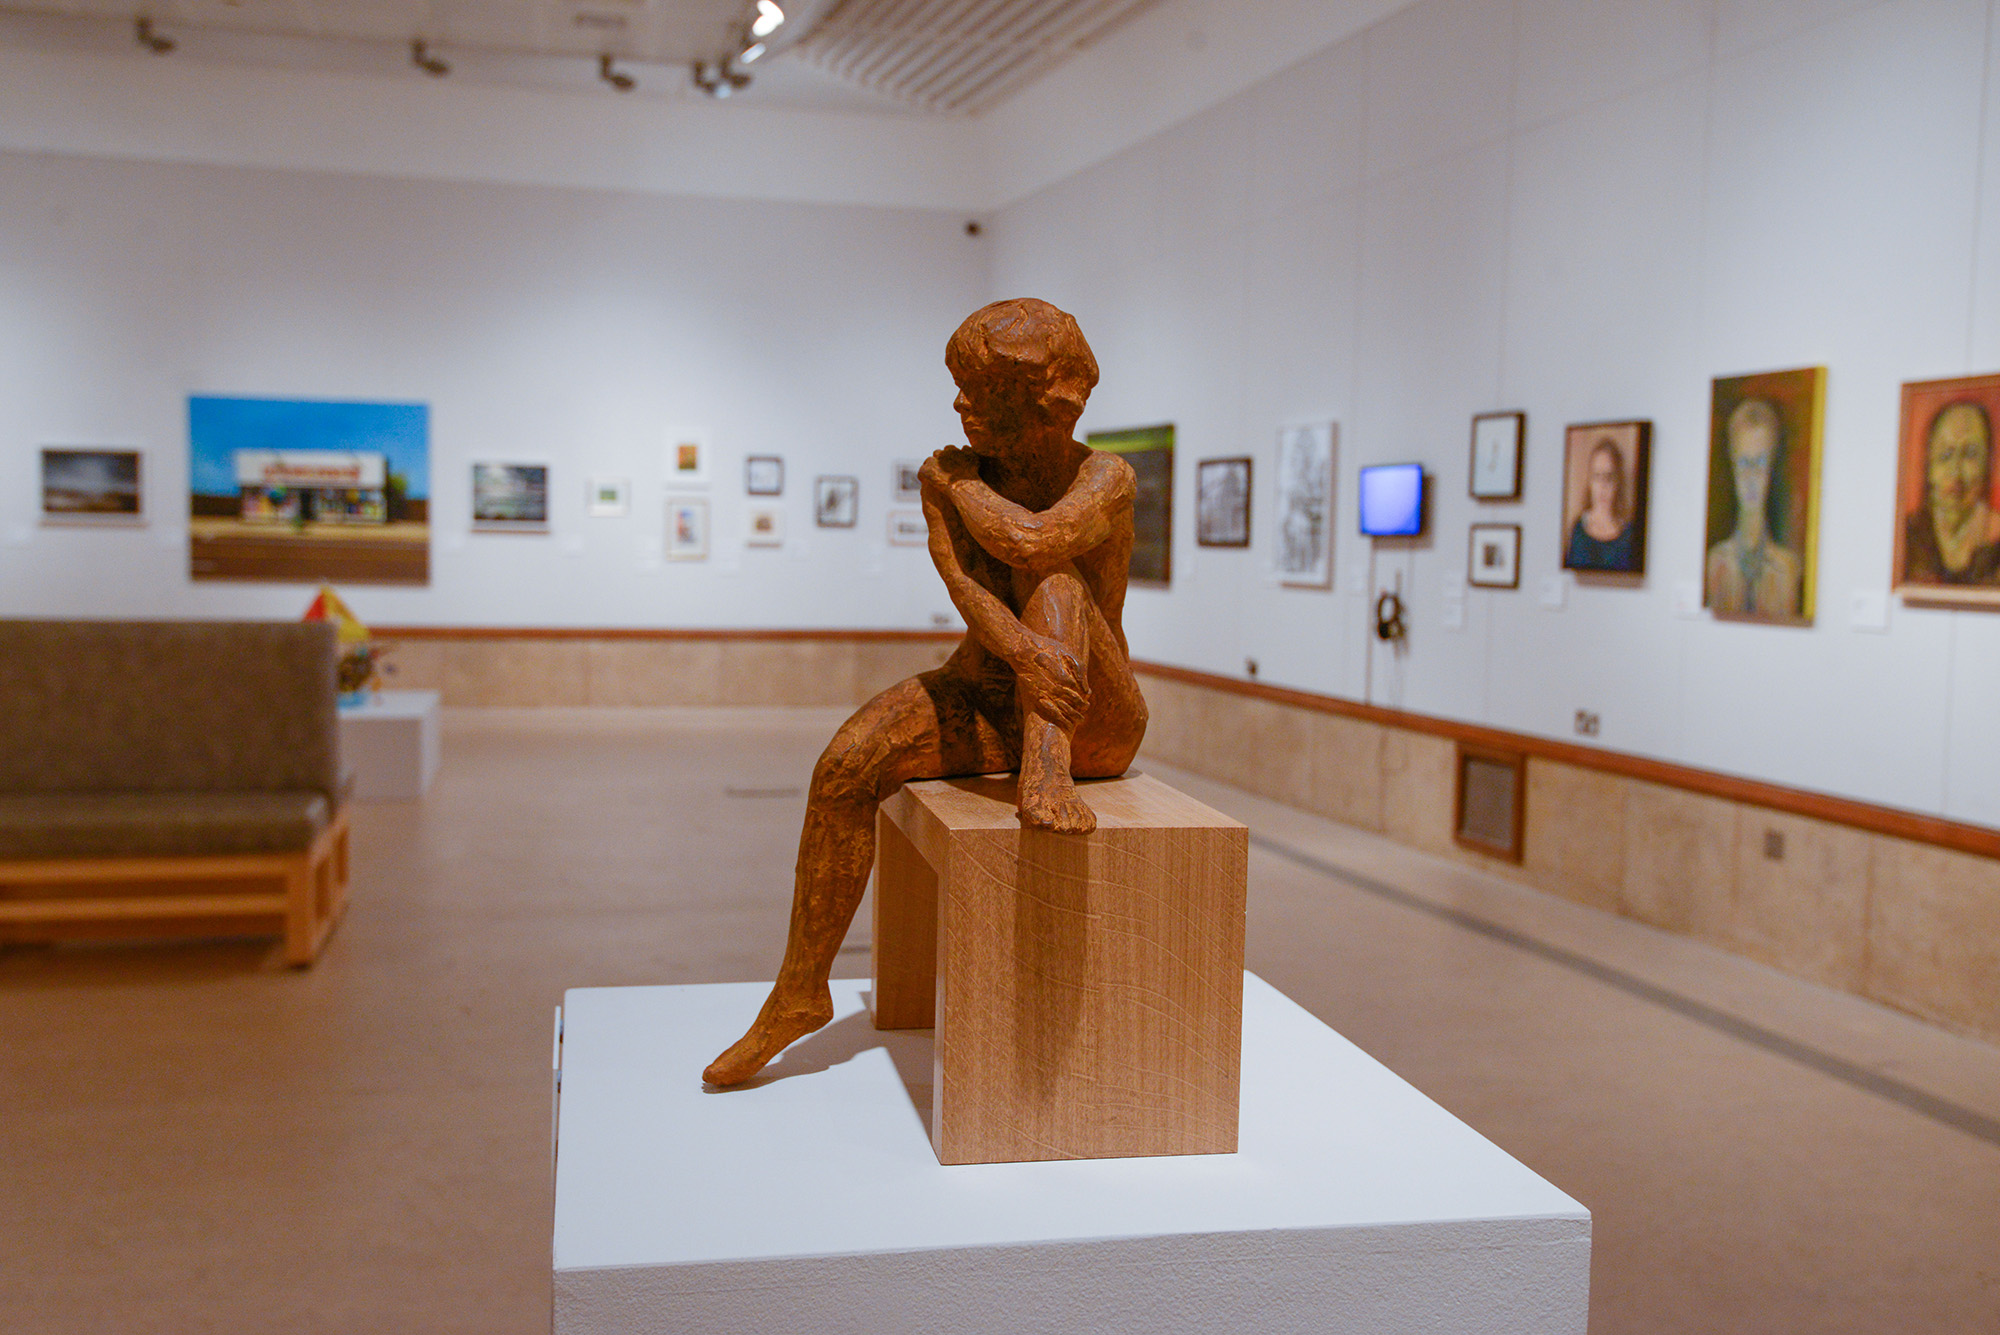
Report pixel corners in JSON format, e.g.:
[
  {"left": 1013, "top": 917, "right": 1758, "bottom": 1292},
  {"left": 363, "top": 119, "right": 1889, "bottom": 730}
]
[
  {"left": 692, "top": 60, "right": 751, "bottom": 98},
  {"left": 750, "top": 1, "right": 785, "bottom": 38},
  {"left": 598, "top": 53, "right": 635, "bottom": 92},
  {"left": 134, "top": 16, "right": 174, "bottom": 55},
  {"left": 739, "top": 41, "right": 766, "bottom": 64},
  {"left": 410, "top": 39, "right": 450, "bottom": 77}
]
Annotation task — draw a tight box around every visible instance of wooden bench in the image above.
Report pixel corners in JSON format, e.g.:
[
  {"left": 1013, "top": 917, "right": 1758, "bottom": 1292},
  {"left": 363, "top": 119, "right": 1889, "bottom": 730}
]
[{"left": 873, "top": 771, "right": 1249, "bottom": 1165}]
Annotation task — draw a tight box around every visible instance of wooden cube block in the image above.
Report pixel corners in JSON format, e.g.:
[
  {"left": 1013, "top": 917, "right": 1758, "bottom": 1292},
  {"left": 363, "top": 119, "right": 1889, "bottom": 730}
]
[{"left": 873, "top": 771, "right": 1248, "bottom": 1165}]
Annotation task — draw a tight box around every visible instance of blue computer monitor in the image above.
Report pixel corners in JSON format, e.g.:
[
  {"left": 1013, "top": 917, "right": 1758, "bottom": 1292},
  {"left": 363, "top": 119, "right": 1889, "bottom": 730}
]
[{"left": 1358, "top": 463, "right": 1425, "bottom": 536}]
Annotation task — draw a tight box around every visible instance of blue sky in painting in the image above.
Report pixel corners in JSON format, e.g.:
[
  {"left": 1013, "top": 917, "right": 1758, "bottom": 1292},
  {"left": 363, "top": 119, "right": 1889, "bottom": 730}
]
[{"left": 188, "top": 396, "right": 429, "bottom": 498}]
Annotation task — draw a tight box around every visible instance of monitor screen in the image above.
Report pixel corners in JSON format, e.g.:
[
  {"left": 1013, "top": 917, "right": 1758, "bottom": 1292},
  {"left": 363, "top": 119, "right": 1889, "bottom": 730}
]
[{"left": 1358, "top": 463, "right": 1425, "bottom": 536}]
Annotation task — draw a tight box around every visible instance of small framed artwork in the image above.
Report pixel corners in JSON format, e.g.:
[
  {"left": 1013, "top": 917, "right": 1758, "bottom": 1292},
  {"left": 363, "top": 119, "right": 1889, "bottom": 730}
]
[
  {"left": 665, "top": 496, "right": 709, "bottom": 560},
  {"left": 892, "top": 459, "right": 924, "bottom": 502},
  {"left": 1087, "top": 423, "right": 1174, "bottom": 585},
  {"left": 1560, "top": 421, "right": 1650, "bottom": 574},
  {"left": 1454, "top": 742, "right": 1526, "bottom": 862},
  {"left": 1893, "top": 372, "right": 2000, "bottom": 607},
  {"left": 1704, "top": 366, "right": 1825, "bottom": 624},
  {"left": 1467, "top": 523, "right": 1521, "bottom": 588},
  {"left": 815, "top": 475, "right": 859, "bottom": 528},
  {"left": 745, "top": 455, "right": 784, "bottom": 496},
  {"left": 587, "top": 476, "right": 630, "bottom": 517},
  {"left": 1470, "top": 411, "right": 1525, "bottom": 501},
  {"left": 887, "top": 509, "right": 927, "bottom": 546},
  {"left": 665, "top": 432, "right": 709, "bottom": 487},
  {"left": 1195, "top": 457, "right": 1252, "bottom": 547},
  {"left": 1274, "top": 422, "right": 1336, "bottom": 588},
  {"left": 471, "top": 463, "right": 549, "bottom": 532},
  {"left": 41, "top": 448, "right": 141, "bottom": 523},
  {"left": 746, "top": 504, "right": 784, "bottom": 547}
]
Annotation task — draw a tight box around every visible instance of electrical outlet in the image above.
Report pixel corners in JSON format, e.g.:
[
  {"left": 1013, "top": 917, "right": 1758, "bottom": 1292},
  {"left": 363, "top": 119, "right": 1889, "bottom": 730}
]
[
  {"left": 1573, "top": 709, "right": 1600, "bottom": 738},
  {"left": 1763, "top": 829, "right": 1785, "bottom": 860}
]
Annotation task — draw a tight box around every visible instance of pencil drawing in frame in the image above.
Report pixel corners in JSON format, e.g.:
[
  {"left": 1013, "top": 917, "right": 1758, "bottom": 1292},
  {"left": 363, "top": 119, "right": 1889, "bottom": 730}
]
[{"left": 1274, "top": 421, "right": 1336, "bottom": 589}]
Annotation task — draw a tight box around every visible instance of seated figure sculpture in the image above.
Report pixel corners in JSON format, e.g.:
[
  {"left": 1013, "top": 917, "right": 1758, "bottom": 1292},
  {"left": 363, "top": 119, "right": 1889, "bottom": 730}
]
[{"left": 703, "top": 297, "right": 1147, "bottom": 1087}]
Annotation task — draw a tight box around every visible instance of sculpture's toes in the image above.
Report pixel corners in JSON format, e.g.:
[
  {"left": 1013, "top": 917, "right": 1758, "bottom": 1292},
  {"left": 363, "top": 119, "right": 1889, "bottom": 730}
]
[
  {"left": 1019, "top": 788, "right": 1098, "bottom": 835},
  {"left": 701, "top": 993, "right": 834, "bottom": 1086}
]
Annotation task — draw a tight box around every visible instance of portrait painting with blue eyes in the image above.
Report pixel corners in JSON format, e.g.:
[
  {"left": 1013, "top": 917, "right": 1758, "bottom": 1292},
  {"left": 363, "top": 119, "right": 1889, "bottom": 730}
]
[
  {"left": 1703, "top": 367, "right": 1824, "bottom": 625},
  {"left": 1894, "top": 372, "right": 2000, "bottom": 608},
  {"left": 1561, "top": 421, "right": 1649, "bottom": 575}
]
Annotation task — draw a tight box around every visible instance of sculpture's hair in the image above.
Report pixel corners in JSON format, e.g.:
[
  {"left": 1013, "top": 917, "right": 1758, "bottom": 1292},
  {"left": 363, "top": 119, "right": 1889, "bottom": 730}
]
[
  {"left": 1928, "top": 400, "right": 1993, "bottom": 467},
  {"left": 1588, "top": 436, "right": 1630, "bottom": 524},
  {"left": 946, "top": 298, "right": 1100, "bottom": 425}
]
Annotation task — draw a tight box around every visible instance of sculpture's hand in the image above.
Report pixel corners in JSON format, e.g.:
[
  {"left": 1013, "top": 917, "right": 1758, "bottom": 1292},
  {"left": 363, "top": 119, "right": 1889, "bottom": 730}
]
[
  {"left": 921, "top": 446, "right": 983, "bottom": 492},
  {"left": 1014, "top": 632, "right": 1089, "bottom": 729}
]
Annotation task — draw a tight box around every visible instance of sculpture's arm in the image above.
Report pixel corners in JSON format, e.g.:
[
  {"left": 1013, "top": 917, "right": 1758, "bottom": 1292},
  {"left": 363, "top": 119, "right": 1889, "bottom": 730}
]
[
  {"left": 923, "top": 479, "right": 1088, "bottom": 726},
  {"left": 944, "top": 450, "right": 1135, "bottom": 571}
]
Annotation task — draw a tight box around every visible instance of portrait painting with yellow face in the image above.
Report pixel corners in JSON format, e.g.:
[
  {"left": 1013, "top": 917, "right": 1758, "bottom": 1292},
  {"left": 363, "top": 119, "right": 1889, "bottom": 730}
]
[
  {"left": 1703, "top": 367, "right": 1824, "bottom": 625},
  {"left": 1895, "top": 373, "right": 2000, "bottom": 607}
]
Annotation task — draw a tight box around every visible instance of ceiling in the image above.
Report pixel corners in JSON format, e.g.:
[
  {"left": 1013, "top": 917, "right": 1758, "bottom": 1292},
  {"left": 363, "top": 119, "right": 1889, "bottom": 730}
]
[{"left": 0, "top": 0, "right": 1165, "bottom": 115}]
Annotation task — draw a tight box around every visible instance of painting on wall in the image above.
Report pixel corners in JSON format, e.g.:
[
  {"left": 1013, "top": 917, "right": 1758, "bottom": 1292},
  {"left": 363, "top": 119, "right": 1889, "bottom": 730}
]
[
  {"left": 665, "top": 431, "right": 709, "bottom": 487},
  {"left": 1469, "top": 411, "right": 1525, "bottom": 501},
  {"left": 1560, "top": 421, "right": 1650, "bottom": 575},
  {"left": 587, "top": 476, "right": 630, "bottom": 517},
  {"left": 1894, "top": 372, "right": 2000, "bottom": 606},
  {"left": 745, "top": 455, "right": 784, "bottom": 496},
  {"left": 1467, "top": 523, "right": 1521, "bottom": 589},
  {"left": 665, "top": 497, "right": 709, "bottom": 560},
  {"left": 892, "top": 459, "right": 923, "bottom": 502},
  {"left": 815, "top": 475, "right": 859, "bottom": 528},
  {"left": 887, "top": 509, "right": 927, "bottom": 546},
  {"left": 1087, "top": 423, "right": 1173, "bottom": 585},
  {"left": 1703, "top": 367, "right": 1824, "bottom": 624},
  {"left": 188, "top": 396, "right": 429, "bottom": 584},
  {"left": 1274, "top": 422, "right": 1335, "bottom": 589},
  {"left": 471, "top": 463, "right": 549, "bottom": 532},
  {"left": 41, "top": 448, "right": 141, "bottom": 523},
  {"left": 746, "top": 504, "right": 785, "bottom": 547},
  {"left": 1195, "top": 457, "right": 1251, "bottom": 547}
]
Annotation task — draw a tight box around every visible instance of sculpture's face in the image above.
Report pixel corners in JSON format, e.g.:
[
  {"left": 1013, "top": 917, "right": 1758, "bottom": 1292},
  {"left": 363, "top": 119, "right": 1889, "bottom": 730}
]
[
  {"left": 951, "top": 373, "right": 1041, "bottom": 458},
  {"left": 1927, "top": 404, "right": 1991, "bottom": 531}
]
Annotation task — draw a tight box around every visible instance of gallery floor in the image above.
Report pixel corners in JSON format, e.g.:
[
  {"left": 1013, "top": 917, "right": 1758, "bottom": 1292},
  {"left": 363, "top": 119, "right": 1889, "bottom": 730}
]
[{"left": 3, "top": 708, "right": 1998, "bottom": 1334}]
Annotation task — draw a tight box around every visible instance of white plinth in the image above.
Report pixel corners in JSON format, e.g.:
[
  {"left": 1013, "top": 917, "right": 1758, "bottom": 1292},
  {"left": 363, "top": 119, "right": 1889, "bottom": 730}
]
[
  {"left": 336, "top": 689, "right": 440, "bottom": 800},
  {"left": 552, "top": 974, "right": 1590, "bottom": 1335}
]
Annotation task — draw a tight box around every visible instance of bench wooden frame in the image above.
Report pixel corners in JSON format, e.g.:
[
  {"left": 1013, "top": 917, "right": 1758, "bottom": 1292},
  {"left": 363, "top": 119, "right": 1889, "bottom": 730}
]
[{"left": 0, "top": 803, "right": 351, "bottom": 965}]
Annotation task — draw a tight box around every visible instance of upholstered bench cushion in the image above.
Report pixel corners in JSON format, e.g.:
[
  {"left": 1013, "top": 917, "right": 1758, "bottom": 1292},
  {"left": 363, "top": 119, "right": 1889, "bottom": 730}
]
[{"left": 0, "top": 791, "right": 331, "bottom": 860}]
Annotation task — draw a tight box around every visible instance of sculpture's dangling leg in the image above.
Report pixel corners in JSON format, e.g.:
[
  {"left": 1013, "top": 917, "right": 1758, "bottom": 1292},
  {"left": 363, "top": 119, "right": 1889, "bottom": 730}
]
[{"left": 1016, "top": 570, "right": 1098, "bottom": 835}]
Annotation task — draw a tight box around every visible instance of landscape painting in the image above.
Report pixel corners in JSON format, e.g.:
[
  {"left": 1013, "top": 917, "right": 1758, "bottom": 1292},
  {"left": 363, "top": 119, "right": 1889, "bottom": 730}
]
[{"left": 1087, "top": 423, "right": 1173, "bottom": 585}]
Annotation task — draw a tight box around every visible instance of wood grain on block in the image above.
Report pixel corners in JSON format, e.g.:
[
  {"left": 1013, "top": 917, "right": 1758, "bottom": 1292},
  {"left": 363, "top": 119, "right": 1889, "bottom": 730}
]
[
  {"left": 878, "top": 771, "right": 1248, "bottom": 1165},
  {"left": 872, "top": 812, "right": 938, "bottom": 1030}
]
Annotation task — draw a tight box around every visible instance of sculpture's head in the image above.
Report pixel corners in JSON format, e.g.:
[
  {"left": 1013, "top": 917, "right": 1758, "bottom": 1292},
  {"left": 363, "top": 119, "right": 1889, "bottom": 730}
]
[{"left": 946, "top": 298, "right": 1099, "bottom": 456}]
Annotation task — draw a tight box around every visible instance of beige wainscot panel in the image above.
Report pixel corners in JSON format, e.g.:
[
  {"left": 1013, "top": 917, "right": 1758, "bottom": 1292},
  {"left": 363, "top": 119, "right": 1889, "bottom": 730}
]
[
  {"left": 1132, "top": 675, "right": 1205, "bottom": 771},
  {"left": 375, "top": 637, "right": 445, "bottom": 693},
  {"left": 1308, "top": 712, "right": 1386, "bottom": 832},
  {"left": 1866, "top": 838, "right": 2000, "bottom": 1043},
  {"left": 1519, "top": 760, "right": 1627, "bottom": 913},
  {"left": 1206, "top": 695, "right": 1314, "bottom": 810},
  {"left": 584, "top": 640, "right": 727, "bottom": 706},
  {"left": 715, "top": 639, "right": 858, "bottom": 707},
  {"left": 1724, "top": 810, "right": 1873, "bottom": 993},
  {"left": 442, "top": 638, "right": 591, "bottom": 706},
  {"left": 1379, "top": 729, "right": 1457, "bottom": 856},
  {"left": 1621, "top": 782, "right": 1736, "bottom": 935},
  {"left": 853, "top": 639, "right": 955, "bottom": 703}
]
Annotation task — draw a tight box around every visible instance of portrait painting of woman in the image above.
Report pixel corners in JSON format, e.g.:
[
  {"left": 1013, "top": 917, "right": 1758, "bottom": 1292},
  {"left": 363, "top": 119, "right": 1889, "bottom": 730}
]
[
  {"left": 1895, "top": 372, "right": 2000, "bottom": 607},
  {"left": 1560, "top": 420, "right": 1650, "bottom": 574}
]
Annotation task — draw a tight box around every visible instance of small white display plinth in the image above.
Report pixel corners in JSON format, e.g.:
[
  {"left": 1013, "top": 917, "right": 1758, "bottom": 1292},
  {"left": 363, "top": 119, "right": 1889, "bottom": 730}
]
[
  {"left": 552, "top": 974, "right": 1590, "bottom": 1335},
  {"left": 336, "top": 689, "right": 440, "bottom": 800}
]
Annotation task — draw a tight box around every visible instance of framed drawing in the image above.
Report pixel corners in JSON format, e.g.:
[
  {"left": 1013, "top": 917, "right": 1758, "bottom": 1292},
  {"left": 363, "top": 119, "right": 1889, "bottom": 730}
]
[
  {"left": 665, "top": 496, "right": 709, "bottom": 560},
  {"left": 587, "top": 476, "right": 630, "bottom": 518},
  {"left": 1087, "top": 423, "right": 1173, "bottom": 585},
  {"left": 665, "top": 432, "right": 709, "bottom": 487},
  {"left": 887, "top": 509, "right": 927, "bottom": 546},
  {"left": 1195, "top": 457, "right": 1252, "bottom": 547},
  {"left": 1470, "top": 411, "right": 1525, "bottom": 500},
  {"left": 41, "top": 448, "right": 141, "bottom": 523},
  {"left": 1274, "top": 422, "right": 1335, "bottom": 588},
  {"left": 1894, "top": 372, "right": 2000, "bottom": 607},
  {"left": 1560, "top": 421, "right": 1649, "bottom": 574},
  {"left": 1704, "top": 367, "right": 1824, "bottom": 624},
  {"left": 1467, "top": 523, "right": 1521, "bottom": 589},
  {"left": 892, "top": 459, "right": 924, "bottom": 502},
  {"left": 746, "top": 504, "right": 784, "bottom": 547},
  {"left": 188, "top": 396, "right": 429, "bottom": 584},
  {"left": 815, "top": 475, "right": 858, "bottom": 528},
  {"left": 745, "top": 455, "right": 784, "bottom": 496},
  {"left": 471, "top": 463, "right": 549, "bottom": 532}
]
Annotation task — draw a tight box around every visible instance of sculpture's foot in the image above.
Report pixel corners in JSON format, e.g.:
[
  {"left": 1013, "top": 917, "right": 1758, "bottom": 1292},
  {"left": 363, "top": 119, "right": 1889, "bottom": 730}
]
[
  {"left": 702, "top": 986, "right": 835, "bottom": 1086},
  {"left": 1018, "top": 773, "right": 1098, "bottom": 834}
]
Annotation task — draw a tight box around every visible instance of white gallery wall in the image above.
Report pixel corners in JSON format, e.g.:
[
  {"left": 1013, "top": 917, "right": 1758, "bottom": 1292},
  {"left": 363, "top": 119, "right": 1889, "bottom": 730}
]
[
  {"left": 0, "top": 151, "right": 986, "bottom": 629},
  {"left": 988, "top": 0, "right": 2000, "bottom": 827}
]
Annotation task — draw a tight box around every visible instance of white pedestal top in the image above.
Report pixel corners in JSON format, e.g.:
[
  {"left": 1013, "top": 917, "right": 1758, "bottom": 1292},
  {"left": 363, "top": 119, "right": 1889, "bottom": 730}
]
[
  {"left": 553, "top": 974, "right": 1589, "bottom": 1334},
  {"left": 336, "top": 688, "right": 440, "bottom": 719}
]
